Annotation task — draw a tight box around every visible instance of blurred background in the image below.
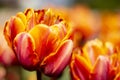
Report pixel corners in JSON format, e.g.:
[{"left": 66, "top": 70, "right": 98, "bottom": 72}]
[
  {"left": 0, "top": 0, "right": 120, "bottom": 27},
  {"left": 0, "top": 0, "right": 120, "bottom": 80},
  {"left": 0, "top": 0, "right": 120, "bottom": 26}
]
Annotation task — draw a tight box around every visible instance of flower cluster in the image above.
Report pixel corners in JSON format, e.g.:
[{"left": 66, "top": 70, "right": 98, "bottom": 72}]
[{"left": 1, "top": 5, "right": 120, "bottom": 80}]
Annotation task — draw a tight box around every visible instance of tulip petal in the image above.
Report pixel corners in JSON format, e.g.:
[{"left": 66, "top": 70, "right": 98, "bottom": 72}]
[
  {"left": 45, "top": 27, "right": 60, "bottom": 55},
  {"left": 45, "top": 24, "right": 67, "bottom": 54},
  {"left": 16, "top": 12, "right": 27, "bottom": 25},
  {"left": 0, "top": 44, "right": 18, "bottom": 66},
  {"left": 70, "top": 56, "right": 80, "bottom": 80},
  {"left": 34, "top": 9, "right": 45, "bottom": 24},
  {"left": 24, "top": 8, "right": 36, "bottom": 30},
  {"left": 13, "top": 32, "right": 39, "bottom": 70},
  {"left": 109, "top": 53, "right": 120, "bottom": 80},
  {"left": 91, "top": 56, "right": 110, "bottom": 80},
  {"left": 29, "top": 24, "right": 50, "bottom": 62},
  {"left": 83, "top": 39, "right": 106, "bottom": 65},
  {"left": 70, "top": 53, "right": 92, "bottom": 80},
  {"left": 4, "top": 16, "right": 26, "bottom": 47},
  {"left": 40, "top": 40, "right": 73, "bottom": 76},
  {"left": 114, "top": 73, "right": 120, "bottom": 80}
]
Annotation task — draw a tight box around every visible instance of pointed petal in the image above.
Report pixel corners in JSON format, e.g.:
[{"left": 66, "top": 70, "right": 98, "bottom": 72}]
[
  {"left": 13, "top": 32, "right": 39, "bottom": 70},
  {"left": 41, "top": 40, "right": 73, "bottom": 76},
  {"left": 24, "top": 8, "right": 36, "bottom": 30},
  {"left": 91, "top": 56, "right": 110, "bottom": 80}
]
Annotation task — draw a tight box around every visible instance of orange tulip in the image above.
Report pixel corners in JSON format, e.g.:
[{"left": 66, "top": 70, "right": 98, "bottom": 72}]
[
  {"left": 4, "top": 8, "right": 73, "bottom": 76},
  {"left": 70, "top": 39, "right": 120, "bottom": 80}
]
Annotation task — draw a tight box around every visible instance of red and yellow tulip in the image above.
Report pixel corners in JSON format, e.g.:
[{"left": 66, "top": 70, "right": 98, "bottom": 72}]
[
  {"left": 4, "top": 8, "right": 73, "bottom": 76},
  {"left": 70, "top": 39, "right": 120, "bottom": 80}
]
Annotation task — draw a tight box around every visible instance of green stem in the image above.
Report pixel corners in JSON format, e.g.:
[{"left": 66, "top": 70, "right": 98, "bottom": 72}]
[
  {"left": 37, "top": 70, "right": 42, "bottom": 80},
  {"left": 50, "top": 77, "right": 57, "bottom": 80}
]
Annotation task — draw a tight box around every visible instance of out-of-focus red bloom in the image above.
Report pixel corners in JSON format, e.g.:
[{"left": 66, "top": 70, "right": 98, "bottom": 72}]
[
  {"left": 4, "top": 8, "right": 73, "bottom": 76},
  {"left": 0, "top": 27, "right": 18, "bottom": 66},
  {"left": 70, "top": 39, "right": 120, "bottom": 80}
]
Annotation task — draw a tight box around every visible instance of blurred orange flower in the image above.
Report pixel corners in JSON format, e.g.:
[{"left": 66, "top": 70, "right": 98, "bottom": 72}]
[
  {"left": 99, "top": 12, "right": 120, "bottom": 47},
  {"left": 68, "top": 5, "right": 99, "bottom": 48},
  {"left": 4, "top": 8, "right": 73, "bottom": 76},
  {"left": 70, "top": 39, "right": 120, "bottom": 80}
]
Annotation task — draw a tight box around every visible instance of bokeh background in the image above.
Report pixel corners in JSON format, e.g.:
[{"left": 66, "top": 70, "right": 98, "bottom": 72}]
[{"left": 0, "top": 0, "right": 120, "bottom": 27}]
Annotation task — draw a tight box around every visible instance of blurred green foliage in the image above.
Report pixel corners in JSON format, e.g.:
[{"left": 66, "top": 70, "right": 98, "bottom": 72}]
[
  {"left": 75, "top": 0, "right": 120, "bottom": 10},
  {"left": 0, "top": 0, "right": 120, "bottom": 11}
]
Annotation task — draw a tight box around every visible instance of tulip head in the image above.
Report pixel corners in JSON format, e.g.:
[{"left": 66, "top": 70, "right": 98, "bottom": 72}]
[
  {"left": 4, "top": 8, "right": 73, "bottom": 76},
  {"left": 70, "top": 39, "right": 120, "bottom": 80}
]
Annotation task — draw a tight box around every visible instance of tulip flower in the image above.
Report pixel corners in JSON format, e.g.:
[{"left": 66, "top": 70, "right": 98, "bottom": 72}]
[
  {"left": 4, "top": 8, "right": 73, "bottom": 77},
  {"left": 70, "top": 39, "right": 120, "bottom": 80}
]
